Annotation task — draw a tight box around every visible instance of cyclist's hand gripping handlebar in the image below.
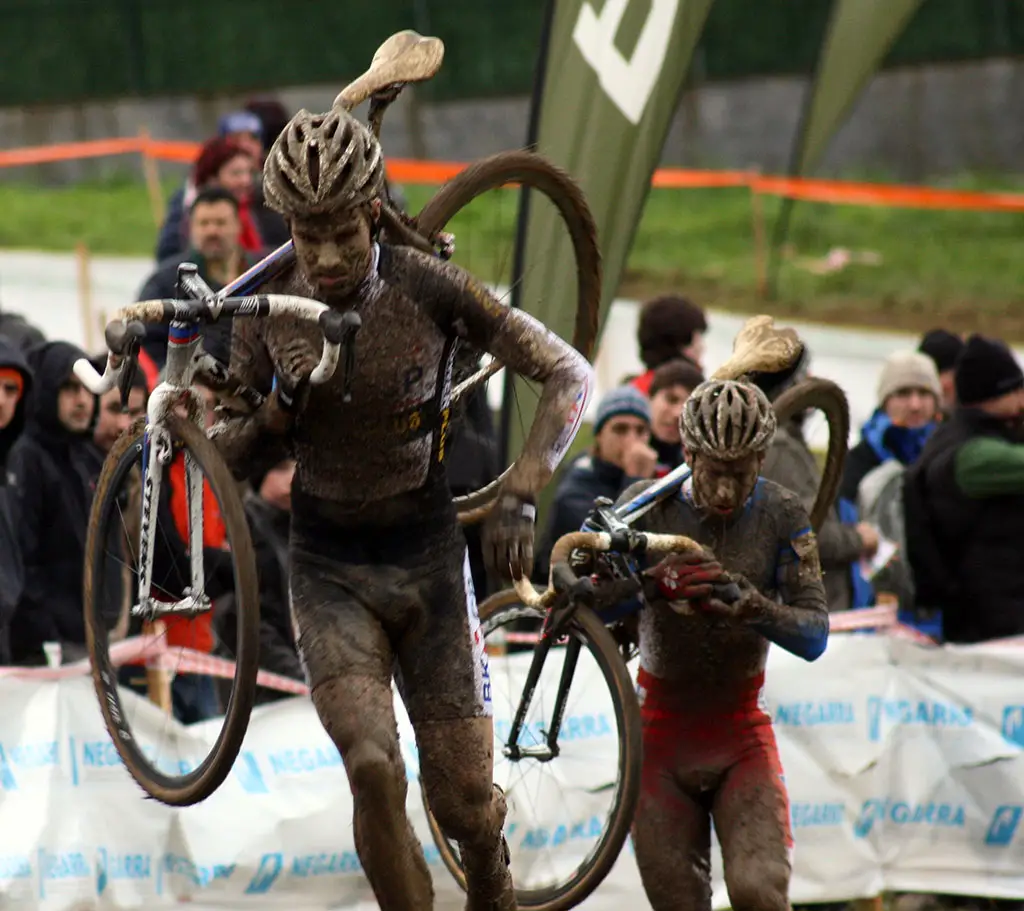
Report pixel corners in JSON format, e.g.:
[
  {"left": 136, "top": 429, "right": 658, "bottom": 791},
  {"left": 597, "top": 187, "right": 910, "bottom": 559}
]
[{"left": 514, "top": 531, "right": 705, "bottom": 608}]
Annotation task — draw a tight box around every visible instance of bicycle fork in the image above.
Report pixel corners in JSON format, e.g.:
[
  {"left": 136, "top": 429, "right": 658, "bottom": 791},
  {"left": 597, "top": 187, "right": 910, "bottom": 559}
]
[{"left": 501, "top": 625, "right": 583, "bottom": 764}]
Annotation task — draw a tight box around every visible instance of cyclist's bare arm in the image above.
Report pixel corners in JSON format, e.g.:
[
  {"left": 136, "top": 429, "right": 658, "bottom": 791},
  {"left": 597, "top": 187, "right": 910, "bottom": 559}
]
[{"left": 379, "top": 244, "right": 593, "bottom": 499}]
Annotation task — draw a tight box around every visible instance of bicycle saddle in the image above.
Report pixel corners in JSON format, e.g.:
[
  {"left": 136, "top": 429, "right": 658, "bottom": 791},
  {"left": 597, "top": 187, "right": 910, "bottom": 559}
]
[
  {"left": 334, "top": 30, "right": 445, "bottom": 111},
  {"left": 711, "top": 315, "right": 803, "bottom": 383}
]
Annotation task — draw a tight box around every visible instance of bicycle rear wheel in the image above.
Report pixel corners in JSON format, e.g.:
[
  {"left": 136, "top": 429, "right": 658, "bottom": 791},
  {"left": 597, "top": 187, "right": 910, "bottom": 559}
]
[
  {"left": 414, "top": 151, "right": 602, "bottom": 524},
  {"left": 83, "top": 415, "right": 260, "bottom": 806},
  {"left": 424, "top": 590, "right": 642, "bottom": 911},
  {"left": 772, "top": 377, "right": 850, "bottom": 531}
]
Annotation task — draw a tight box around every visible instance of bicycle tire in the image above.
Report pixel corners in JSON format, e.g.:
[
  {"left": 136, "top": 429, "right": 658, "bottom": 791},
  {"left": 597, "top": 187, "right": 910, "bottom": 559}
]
[
  {"left": 83, "top": 415, "right": 260, "bottom": 806},
  {"left": 424, "top": 591, "right": 642, "bottom": 911},
  {"left": 771, "top": 377, "right": 850, "bottom": 532},
  {"left": 414, "top": 151, "right": 602, "bottom": 524}
]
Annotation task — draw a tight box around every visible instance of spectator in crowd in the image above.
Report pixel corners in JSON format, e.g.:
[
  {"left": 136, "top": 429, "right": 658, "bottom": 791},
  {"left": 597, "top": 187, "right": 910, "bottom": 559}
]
[
  {"left": 630, "top": 294, "right": 708, "bottom": 395},
  {"left": 140, "top": 187, "right": 259, "bottom": 372},
  {"left": 216, "top": 110, "right": 264, "bottom": 164},
  {"left": 918, "top": 328, "right": 964, "bottom": 416},
  {"left": 0, "top": 304, "right": 45, "bottom": 353},
  {"left": 750, "top": 340, "right": 877, "bottom": 612},
  {"left": 534, "top": 386, "right": 656, "bottom": 583},
  {"left": 188, "top": 138, "right": 266, "bottom": 254},
  {"left": 155, "top": 110, "right": 289, "bottom": 261},
  {"left": 6, "top": 341, "right": 118, "bottom": 665},
  {"left": 0, "top": 337, "right": 33, "bottom": 664},
  {"left": 90, "top": 353, "right": 148, "bottom": 454},
  {"left": 243, "top": 97, "right": 290, "bottom": 158},
  {"left": 905, "top": 334, "right": 1024, "bottom": 643},
  {"left": 839, "top": 350, "right": 941, "bottom": 506},
  {"left": 217, "top": 457, "right": 303, "bottom": 705},
  {"left": 647, "top": 358, "right": 704, "bottom": 474}
]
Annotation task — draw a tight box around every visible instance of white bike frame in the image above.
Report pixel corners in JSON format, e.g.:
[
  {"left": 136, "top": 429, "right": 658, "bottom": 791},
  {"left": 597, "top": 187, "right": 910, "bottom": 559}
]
[{"left": 74, "top": 269, "right": 352, "bottom": 623}]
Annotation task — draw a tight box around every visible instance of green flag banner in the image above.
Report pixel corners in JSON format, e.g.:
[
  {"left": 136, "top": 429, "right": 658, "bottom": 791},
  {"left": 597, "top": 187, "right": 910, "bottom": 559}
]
[
  {"left": 504, "top": 0, "right": 715, "bottom": 459},
  {"left": 793, "top": 0, "right": 925, "bottom": 176},
  {"left": 768, "top": 0, "right": 924, "bottom": 293}
]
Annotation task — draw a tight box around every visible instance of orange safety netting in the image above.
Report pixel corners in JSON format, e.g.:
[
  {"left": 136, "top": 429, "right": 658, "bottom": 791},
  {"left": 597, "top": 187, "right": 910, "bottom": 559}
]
[{"left": 3, "top": 135, "right": 1024, "bottom": 212}]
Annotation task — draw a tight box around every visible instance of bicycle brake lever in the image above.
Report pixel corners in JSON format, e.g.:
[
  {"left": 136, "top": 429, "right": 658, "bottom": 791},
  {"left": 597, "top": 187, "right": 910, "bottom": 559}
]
[
  {"left": 544, "top": 564, "right": 594, "bottom": 639},
  {"left": 339, "top": 311, "right": 361, "bottom": 403},
  {"left": 116, "top": 338, "right": 142, "bottom": 410}
]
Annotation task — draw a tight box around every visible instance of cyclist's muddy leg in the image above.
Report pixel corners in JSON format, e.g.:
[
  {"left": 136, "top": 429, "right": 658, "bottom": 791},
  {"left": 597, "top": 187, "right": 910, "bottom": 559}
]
[
  {"left": 711, "top": 728, "right": 793, "bottom": 911},
  {"left": 311, "top": 675, "right": 433, "bottom": 909},
  {"left": 416, "top": 717, "right": 515, "bottom": 911},
  {"left": 632, "top": 774, "right": 713, "bottom": 911},
  {"left": 292, "top": 560, "right": 433, "bottom": 911}
]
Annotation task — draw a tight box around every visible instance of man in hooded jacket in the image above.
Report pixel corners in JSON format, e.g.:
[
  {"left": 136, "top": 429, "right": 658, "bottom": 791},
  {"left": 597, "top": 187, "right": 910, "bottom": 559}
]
[
  {"left": 0, "top": 336, "right": 33, "bottom": 664},
  {"left": 6, "top": 341, "right": 116, "bottom": 665}
]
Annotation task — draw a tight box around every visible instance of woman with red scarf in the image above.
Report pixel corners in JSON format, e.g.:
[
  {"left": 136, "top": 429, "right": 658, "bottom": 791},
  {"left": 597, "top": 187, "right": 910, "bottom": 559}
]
[{"left": 185, "top": 137, "right": 264, "bottom": 254}]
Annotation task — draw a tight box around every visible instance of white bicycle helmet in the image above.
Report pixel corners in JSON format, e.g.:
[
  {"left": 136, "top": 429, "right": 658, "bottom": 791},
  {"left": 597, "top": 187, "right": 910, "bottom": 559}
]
[
  {"left": 263, "top": 108, "right": 385, "bottom": 218},
  {"left": 681, "top": 379, "right": 777, "bottom": 460}
]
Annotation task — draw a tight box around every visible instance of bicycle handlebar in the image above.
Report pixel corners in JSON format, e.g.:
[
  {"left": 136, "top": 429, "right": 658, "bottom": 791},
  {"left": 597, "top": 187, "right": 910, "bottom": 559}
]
[
  {"left": 73, "top": 294, "right": 353, "bottom": 396},
  {"left": 513, "top": 530, "right": 703, "bottom": 608}
]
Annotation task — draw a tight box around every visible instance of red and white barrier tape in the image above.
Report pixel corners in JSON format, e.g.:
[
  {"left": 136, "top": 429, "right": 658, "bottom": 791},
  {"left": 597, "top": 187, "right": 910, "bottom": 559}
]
[
  {"left": 4, "top": 605, "right": 1015, "bottom": 693},
  {"left": 0, "top": 634, "right": 311, "bottom": 695}
]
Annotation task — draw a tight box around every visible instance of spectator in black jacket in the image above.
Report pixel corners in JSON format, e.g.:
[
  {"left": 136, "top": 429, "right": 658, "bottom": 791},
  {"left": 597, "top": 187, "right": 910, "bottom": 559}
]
[
  {"left": 0, "top": 306, "right": 45, "bottom": 353},
  {"left": 906, "top": 335, "right": 1024, "bottom": 643},
  {"left": 6, "top": 341, "right": 118, "bottom": 665},
  {"left": 0, "top": 337, "right": 33, "bottom": 664},
  {"left": 534, "top": 386, "right": 656, "bottom": 583}
]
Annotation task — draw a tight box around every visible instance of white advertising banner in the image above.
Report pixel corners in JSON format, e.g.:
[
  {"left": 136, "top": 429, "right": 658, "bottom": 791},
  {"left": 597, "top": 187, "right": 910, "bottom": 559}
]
[{"left": 1, "top": 634, "right": 1024, "bottom": 909}]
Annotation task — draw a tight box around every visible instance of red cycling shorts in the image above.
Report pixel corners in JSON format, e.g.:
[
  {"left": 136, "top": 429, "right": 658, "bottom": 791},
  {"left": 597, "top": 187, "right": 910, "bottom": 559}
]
[{"left": 635, "top": 666, "right": 794, "bottom": 850}]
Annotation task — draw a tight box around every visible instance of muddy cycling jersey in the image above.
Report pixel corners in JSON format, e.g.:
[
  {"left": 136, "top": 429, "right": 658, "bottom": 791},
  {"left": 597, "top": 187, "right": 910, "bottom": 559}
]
[
  {"left": 616, "top": 475, "right": 827, "bottom": 911},
  {"left": 220, "top": 242, "right": 592, "bottom": 507}
]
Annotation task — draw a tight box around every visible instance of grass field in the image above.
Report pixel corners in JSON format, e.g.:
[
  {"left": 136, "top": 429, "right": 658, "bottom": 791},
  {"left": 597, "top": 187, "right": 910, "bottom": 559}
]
[{"left": 1, "top": 173, "right": 1022, "bottom": 339}]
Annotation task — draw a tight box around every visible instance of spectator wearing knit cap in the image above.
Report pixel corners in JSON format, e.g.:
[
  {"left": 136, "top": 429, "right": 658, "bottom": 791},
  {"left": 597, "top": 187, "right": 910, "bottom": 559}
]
[
  {"left": 918, "top": 328, "right": 965, "bottom": 413},
  {"left": 533, "top": 386, "right": 656, "bottom": 583},
  {"left": 839, "top": 350, "right": 941, "bottom": 505},
  {"left": 630, "top": 295, "right": 708, "bottom": 396},
  {"left": 904, "top": 335, "right": 1024, "bottom": 642}
]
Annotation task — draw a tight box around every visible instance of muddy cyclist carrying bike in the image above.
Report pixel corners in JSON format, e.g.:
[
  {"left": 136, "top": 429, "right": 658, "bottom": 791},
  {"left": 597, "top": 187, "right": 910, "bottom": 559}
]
[{"left": 202, "top": 91, "right": 594, "bottom": 908}]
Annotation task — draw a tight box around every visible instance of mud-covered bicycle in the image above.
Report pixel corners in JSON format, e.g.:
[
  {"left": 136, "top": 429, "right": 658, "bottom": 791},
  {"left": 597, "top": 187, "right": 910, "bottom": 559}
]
[
  {"left": 74, "top": 28, "right": 601, "bottom": 807},
  {"left": 423, "top": 317, "right": 851, "bottom": 910}
]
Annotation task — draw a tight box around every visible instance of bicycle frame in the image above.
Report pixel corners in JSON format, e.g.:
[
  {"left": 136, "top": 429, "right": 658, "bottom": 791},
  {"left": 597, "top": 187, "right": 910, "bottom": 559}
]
[
  {"left": 499, "top": 466, "right": 696, "bottom": 762},
  {"left": 134, "top": 281, "right": 217, "bottom": 623}
]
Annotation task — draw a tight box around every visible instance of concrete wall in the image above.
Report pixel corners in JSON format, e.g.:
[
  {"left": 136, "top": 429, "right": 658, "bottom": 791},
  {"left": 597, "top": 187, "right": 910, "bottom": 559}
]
[{"left": 2, "top": 58, "right": 1024, "bottom": 184}]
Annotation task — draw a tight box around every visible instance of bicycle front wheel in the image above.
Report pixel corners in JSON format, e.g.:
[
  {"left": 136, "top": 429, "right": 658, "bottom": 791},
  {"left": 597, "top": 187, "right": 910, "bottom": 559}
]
[
  {"left": 83, "top": 415, "right": 260, "bottom": 806},
  {"left": 424, "top": 589, "right": 642, "bottom": 911}
]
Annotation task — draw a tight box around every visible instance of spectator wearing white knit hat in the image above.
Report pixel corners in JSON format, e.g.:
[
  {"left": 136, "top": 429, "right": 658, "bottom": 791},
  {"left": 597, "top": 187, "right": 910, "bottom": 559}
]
[{"left": 839, "top": 350, "right": 942, "bottom": 507}]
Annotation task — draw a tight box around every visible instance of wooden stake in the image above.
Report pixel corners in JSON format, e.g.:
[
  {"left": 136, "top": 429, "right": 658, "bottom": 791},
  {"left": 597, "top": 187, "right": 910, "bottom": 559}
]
[
  {"left": 144, "top": 620, "right": 174, "bottom": 716},
  {"left": 749, "top": 169, "right": 767, "bottom": 300},
  {"left": 138, "top": 127, "right": 165, "bottom": 227},
  {"left": 75, "top": 242, "right": 97, "bottom": 353}
]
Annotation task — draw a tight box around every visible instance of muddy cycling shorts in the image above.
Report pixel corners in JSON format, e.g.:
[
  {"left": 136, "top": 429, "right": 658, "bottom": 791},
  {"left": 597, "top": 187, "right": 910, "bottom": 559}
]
[
  {"left": 288, "top": 485, "right": 492, "bottom": 724},
  {"left": 635, "top": 666, "right": 794, "bottom": 851}
]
